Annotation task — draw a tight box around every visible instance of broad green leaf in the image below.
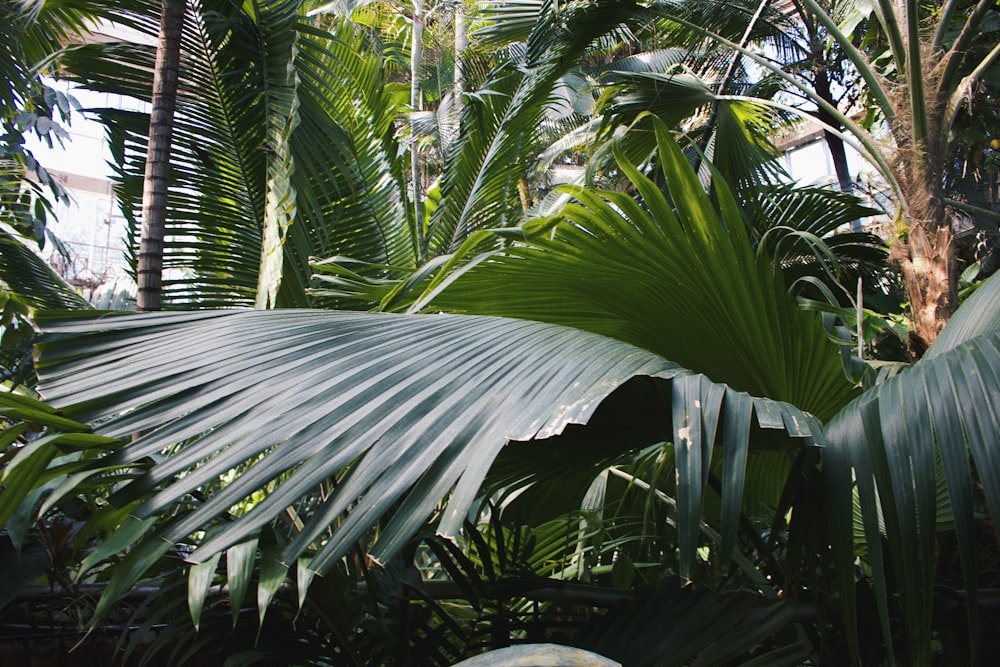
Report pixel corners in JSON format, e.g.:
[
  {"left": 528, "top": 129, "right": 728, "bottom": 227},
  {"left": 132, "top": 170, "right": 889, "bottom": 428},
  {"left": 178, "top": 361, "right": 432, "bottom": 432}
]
[
  {"left": 427, "top": 123, "right": 857, "bottom": 421},
  {"left": 33, "top": 306, "right": 824, "bottom": 601},
  {"left": 0, "top": 435, "right": 60, "bottom": 529},
  {"left": 296, "top": 557, "right": 315, "bottom": 609},
  {"left": 924, "top": 270, "right": 1000, "bottom": 361},
  {"left": 188, "top": 552, "right": 222, "bottom": 631},
  {"left": 825, "top": 331, "right": 1000, "bottom": 665},
  {"left": 91, "top": 531, "right": 175, "bottom": 624},
  {"left": 226, "top": 536, "right": 259, "bottom": 626},
  {"left": 79, "top": 515, "right": 157, "bottom": 576},
  {"left": 0, "top": 391, "right": 92, "bottom": 432},
  {"left": 257, "top": 545, "right": 287, "bottom": 628}
]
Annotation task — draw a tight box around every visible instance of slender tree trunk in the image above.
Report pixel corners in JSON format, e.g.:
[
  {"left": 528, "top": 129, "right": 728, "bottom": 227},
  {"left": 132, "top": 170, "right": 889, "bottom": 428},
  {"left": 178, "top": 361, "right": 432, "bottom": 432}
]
[
  {"left": 453, "top": 0, "right": 466, "bottom": 118},
  {"left": 411, "top": 0, "right": 425, "bottom": 261},
  {"left": 814, "top": 70, "right": 853, "bottom": 192},
  {"left": 137, "top": 0, "right": 184, "bottom": 311},
  {"left": 813, "top": 68, "right": 860, "bottom": 230}
]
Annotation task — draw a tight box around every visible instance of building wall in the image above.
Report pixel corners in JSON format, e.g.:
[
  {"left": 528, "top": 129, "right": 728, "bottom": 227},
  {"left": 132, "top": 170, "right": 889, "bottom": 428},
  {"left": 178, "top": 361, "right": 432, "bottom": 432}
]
[{"left": 26, "top": 79, "right": 144, "bottom": 289}]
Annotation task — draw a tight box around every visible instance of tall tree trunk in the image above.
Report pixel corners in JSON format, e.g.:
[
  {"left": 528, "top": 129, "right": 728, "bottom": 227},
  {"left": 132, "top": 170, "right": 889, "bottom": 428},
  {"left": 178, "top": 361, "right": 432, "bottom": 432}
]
[
  {"left": 137, "top": 0, "right": 184, "bottom": 311},
  {"left": 411, "top": 0, "right": 425, "bottom": 261},
  {"left": 453, "top": 0, "right": 466, "bottom": 117},
  {"left": 813, "top": 68, "right": 860, "bottom": 230},
  {"left": 894, "top": 117, "right": 957, "bottom": 356},
  {"left": 812, "top": 71, "right": 851, "bottom": 168}
]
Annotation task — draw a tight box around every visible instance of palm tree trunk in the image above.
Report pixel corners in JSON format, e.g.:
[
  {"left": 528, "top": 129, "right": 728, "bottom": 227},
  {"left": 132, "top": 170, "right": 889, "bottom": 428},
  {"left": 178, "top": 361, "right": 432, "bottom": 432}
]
[
  {"left": 411, "top": 0, "right": 425, "bottom": 261},
  {"left": 137, "top": 0, "right": 184, "bottom": 311},
  {"left": 893, "top": 21, "right": 958, "bottom": 355},
  {"left": 894, "top": 158, "right": 957, "bottom": 356},
  {"left": 898, "top": 221, "right": 956, "bottom": 356}
]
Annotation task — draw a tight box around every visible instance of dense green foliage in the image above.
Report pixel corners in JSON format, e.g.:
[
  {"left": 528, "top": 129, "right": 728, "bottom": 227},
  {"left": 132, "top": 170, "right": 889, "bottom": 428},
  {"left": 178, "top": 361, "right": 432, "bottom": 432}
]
[{"left": 2, "top": 1, "right": 1000, "bottom": 665}]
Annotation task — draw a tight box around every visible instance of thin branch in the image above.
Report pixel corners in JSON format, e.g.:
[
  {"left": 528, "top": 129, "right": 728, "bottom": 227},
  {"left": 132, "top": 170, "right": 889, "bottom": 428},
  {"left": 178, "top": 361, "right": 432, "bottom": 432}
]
[
  {"left": 607, "top": 466, "right": 776, "bottom": 594},
  {"left": 932, "top": 0, "right": 960, "bottom": 50}
]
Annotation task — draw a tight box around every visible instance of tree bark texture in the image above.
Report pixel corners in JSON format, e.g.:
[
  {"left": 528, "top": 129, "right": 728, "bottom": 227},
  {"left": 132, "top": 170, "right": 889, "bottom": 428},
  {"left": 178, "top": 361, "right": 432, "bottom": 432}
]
[
  {"left": 891, "top": 36, "right": 958, "bottom": 355},
  {"left": 893, "top": 154, "right": 958, "bottom": 356},
  {"left": 137, "top": 0, "right": 184, "bottom": 311},
  {"left": 896, "top": 221, "right": 956, "bottom": 356}
]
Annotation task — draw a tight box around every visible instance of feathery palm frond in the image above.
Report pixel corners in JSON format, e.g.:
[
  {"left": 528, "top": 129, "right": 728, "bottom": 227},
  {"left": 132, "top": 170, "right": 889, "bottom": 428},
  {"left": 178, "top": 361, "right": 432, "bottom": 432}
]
[{"left": 61, "top": 0, "right": 411, "bottom": 309}]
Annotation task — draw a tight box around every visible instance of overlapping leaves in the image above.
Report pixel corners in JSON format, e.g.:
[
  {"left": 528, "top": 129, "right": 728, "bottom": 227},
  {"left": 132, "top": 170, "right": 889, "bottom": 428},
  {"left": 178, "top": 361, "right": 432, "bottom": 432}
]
[
  {"left": 824, "top": 271, "right": 1000, "bottom": 665},
  {"left": 13, "top": 125, "right": 837, "bottom": 625},
  {"left": 61, "top": 0, "right": 412, "bottom": 308},
  {"left": 427, "top": 118, "right": 857, "bottom": 420}
]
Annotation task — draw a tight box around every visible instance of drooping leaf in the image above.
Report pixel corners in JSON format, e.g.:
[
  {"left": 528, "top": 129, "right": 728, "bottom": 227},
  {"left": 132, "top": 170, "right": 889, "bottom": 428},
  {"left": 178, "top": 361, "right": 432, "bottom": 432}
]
[
  {"left": 32, "top": 303, "right": 825, "bottom": 619},
  {"left": 825, "top": 320, "right": 1000, "bottom": 664},
  {"left": 226, "top": 536, "right": 259, "bottom": 626},
  {"left": 0, "top": 228, "right": 91, "bottom": 311},
  {"left": 188, "top": 551, "right": 222, "bottom": 630}
]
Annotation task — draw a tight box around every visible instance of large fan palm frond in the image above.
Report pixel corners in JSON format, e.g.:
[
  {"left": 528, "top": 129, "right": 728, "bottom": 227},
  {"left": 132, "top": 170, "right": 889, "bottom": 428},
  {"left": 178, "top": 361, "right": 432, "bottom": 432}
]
[
  {"left": 748, "top": 183, "right": 890, "bottom": 303},
  {"left": 22, "top": 306, "right": 822, "bottom": 620},
  {"left": 420, "top": 116, "right": 856, "bottom": 575},
  {"left": 1, "top": 123, "right": 834, "bottom": 628},
  {"left": 426, "top": 118, "right": 857, "bottom": 420}
]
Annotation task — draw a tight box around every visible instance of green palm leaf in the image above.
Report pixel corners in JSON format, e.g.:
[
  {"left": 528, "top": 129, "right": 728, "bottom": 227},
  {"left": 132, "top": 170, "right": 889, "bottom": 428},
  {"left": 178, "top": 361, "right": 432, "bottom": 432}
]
[
  {"left": 429, "top": 1, "right": 649, "bottom": 254},
  {"left": 0, "top": 228, "right": 91, "bottom": 311},
  {"left": 823, "top": 277, "right": 1000, "bottom": 664},
  {"left": 31, "top": 302, "right": 827, "bottom": 618},
  {"left": 427, "top": 118, "right": 857, "bottom": 420},
  {"left": 61, "top": 0, "right": 411, "bottom": 308},
  {"left": 748, "top": 183, "right": 889, "bottom": 300},
  {"left": 32, "top": 310, "right": 661, "bottom": 605},
  {"left": 24, "top": 123, "right": 845, "bottom": 609}
]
